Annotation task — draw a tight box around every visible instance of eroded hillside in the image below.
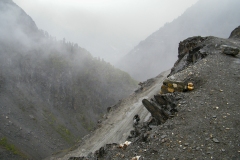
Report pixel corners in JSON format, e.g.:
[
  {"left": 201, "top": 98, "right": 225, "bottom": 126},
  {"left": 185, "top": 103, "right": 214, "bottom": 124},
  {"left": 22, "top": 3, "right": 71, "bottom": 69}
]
[
  {"left": 65, "top": 26, "right": 240, "bottom": 160},
  {"left": 0, "top": 1, "right": 137, "bottom": 159}
]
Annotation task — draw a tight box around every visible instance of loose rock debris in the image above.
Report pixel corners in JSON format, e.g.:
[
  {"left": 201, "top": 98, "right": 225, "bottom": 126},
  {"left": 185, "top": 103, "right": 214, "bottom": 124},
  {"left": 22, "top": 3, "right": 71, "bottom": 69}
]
[{"left": 66, "top": 26, "right": 240, "bottom": 160}]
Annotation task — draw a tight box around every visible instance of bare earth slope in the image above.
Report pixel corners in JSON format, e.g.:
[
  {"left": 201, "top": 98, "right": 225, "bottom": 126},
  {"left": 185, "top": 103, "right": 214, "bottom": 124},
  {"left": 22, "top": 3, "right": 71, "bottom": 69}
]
[
  {"left": 59, "top": 27, "right": 240, "bottom": 160},
  {"left": 47, "top": 70, "right": 170, "bottom": 159}
]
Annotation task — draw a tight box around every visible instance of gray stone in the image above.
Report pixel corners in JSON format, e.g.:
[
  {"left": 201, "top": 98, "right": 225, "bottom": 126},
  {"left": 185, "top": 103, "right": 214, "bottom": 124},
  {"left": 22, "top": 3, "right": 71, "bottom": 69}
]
[
  {"left": 221, "top": 45, "right": 239, "bottom": 56},
  {"left": 29, "top": 115, "right": 35, "bottom": 119},
  {"left": 161, "top": 135, "right": 167, "bottom": 139},
  {"left": 212, "top": 138, "right": 220, "bottom": 143},
  {"left": 184, "top": 143, "right": 189, "bottom": 146}
]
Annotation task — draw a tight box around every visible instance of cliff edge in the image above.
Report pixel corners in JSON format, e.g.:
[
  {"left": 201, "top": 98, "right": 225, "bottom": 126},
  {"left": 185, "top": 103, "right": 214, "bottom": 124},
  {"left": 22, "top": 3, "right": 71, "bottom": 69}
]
[{"left": 67, "top": 26, "right": 240, "bottom": 160}]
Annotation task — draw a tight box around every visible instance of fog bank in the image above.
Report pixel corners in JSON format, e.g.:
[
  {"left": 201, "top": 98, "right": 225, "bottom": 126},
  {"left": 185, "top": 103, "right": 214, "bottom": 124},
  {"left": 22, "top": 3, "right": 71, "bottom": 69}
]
[{"left": 12, "top": 0, "right": 198, "bottom": 64}]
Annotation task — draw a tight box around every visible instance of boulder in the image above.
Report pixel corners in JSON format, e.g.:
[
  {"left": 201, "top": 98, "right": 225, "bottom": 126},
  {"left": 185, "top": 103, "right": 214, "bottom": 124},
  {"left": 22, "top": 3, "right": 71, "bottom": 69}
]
[{"left": 221, "top": 45, "right": 239, "bottom": 56}]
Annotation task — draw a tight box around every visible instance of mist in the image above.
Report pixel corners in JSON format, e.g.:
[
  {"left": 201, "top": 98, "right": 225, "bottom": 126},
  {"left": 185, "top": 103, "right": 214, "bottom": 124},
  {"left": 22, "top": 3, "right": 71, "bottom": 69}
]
[
  {"left": 115, "top": 0, "right": 240, "bottom": 81},
  {"left": 12, "top": 0, "right": 198, "bottom": 64},
  {"left": 0, "top": 0, "right": 139, "bottom": 158},
  {"left": 1, "top": 0, "right": 240, "bottom": 158}
]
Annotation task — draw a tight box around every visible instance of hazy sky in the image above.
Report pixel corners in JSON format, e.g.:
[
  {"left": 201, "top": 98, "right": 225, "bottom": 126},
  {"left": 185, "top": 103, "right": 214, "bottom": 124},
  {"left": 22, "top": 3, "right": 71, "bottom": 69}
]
[{"left": 12, "top": 0, "right": 198, "bottom": 63}]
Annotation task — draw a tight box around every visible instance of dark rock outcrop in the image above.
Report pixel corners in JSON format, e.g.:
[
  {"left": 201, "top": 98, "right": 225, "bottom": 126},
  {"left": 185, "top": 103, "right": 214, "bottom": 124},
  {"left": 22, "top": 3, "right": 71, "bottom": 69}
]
[
  {"left": 146, "top": 26, "right": 240, "bottom": 127},
  {"left": 229, "top": 25, "right": 240, "bottom": 39},
  {"left": 168, "top": 36, "right": 208, "bottom": 76},
  {"left": 142, "top": 99, "right": 167, "bottom": 124},
  {"left": 94, "top": 146, "right": 105, "bottom": 158},
  {"left": 142, "top": 93, "right": 181, "bottom": 125}
]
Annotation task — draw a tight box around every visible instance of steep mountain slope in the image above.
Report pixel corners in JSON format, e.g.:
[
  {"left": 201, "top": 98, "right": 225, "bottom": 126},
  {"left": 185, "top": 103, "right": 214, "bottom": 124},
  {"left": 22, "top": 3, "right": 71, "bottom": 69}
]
[
  {"left": 63, "top": 26, "right": 240, "bottom": 160},
  {"left": 117, "top": 0, "right": 240, "bottom": 81},
  {"left": 0, "top": 1, "right": 137, "bottom": 159},
  {"left": 47, "top": 70, "right": 170, "bottom": 160}
]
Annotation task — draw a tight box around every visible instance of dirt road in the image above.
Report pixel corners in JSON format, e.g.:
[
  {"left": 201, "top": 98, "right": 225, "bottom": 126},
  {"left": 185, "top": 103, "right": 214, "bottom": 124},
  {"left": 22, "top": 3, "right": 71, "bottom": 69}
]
[{"left": 49, "top": 70, "right": 169, "bottom": 159}]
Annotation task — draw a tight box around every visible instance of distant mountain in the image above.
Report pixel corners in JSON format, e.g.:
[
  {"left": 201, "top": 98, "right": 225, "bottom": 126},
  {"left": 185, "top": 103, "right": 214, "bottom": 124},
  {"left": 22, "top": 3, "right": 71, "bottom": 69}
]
[
  {"left": 117, "top": 0, "right": 240, "bottom": 81},
  {"left": 0, "top": 0, "right": 137, "bottom": 159}
]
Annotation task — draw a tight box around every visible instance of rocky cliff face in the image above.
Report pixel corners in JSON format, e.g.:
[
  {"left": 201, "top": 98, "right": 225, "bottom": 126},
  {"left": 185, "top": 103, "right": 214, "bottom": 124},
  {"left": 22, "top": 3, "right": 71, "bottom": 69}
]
[
  {"left": 0, "top": 1, "right": 137, "bottom": 159},
  {"left": 69, "top": 26, "right": 240, "bottom": 160},
  {"left": 117, "top": 0, "right": 240, "bottom": 81}
]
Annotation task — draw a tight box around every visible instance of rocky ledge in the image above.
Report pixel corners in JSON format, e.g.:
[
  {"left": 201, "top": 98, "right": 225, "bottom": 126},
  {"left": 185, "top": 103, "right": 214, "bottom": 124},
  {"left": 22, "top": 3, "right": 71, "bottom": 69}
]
[{"left": 69, "top": 26, "right": 240, "bottom": 160}]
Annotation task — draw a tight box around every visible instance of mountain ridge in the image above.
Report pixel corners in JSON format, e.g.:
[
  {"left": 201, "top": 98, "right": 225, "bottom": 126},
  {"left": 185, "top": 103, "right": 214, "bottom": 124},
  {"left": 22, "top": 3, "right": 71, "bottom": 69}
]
[
  {"left": 117, "top": 0, "right": 240, "bottom": 81},
  {"left": 63, "top": 26, "right": 240, "bottom": 160}
]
